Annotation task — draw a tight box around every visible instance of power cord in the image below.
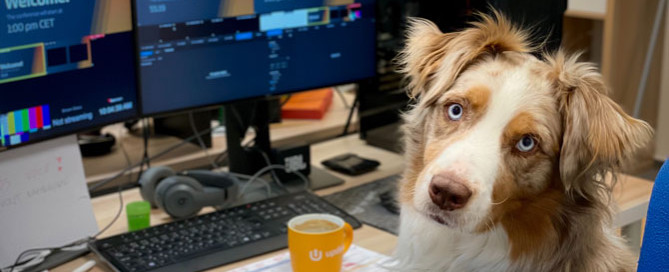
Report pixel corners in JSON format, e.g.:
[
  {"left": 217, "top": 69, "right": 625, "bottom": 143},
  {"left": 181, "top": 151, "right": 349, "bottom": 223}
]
[
  {"left": 7, "top": 121, "right": 227, "bottom": 272},
  {"left": 333, "top": 86, "right": 351, "bottom": 109},
  {"left": 251, "top": 146, "right": 282, "bottom": 187},
  {"left": 189, "top": 111, "right": 219, "bottom": 170},
  {"left": 6, "top": 246, "right": 56, "bottom": 272},
  {"left": 342, "top": 91, "right": 359, "bottom": 136},
  {"left": 8, "top": 118, "right": 291, "bottom": 271},
  {"left": 6, "top": 185, "right": 125, "bottom": 272},
  {"left": 88, "top": 123, "right": 223, "bottom": 192},
  {"left": 238, "top": 164, "right": 310, "bottom": 198}
]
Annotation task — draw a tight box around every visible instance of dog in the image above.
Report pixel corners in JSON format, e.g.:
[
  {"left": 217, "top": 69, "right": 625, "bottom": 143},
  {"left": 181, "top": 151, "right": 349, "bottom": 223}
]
[{"left": 392, "top": 11, "right": 653, "bottom": 272}]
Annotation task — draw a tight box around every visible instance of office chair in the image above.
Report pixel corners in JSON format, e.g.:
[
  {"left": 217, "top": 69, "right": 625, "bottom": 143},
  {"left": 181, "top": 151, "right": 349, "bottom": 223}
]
[{"left": 637, "top": 160, "right": 669, "bottom": 271}]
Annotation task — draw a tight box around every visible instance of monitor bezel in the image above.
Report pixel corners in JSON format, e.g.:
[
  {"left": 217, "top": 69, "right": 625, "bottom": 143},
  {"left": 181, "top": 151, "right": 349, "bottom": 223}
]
[
  {"left": 0, "top": 7, "right": 142, "bottom": 153},
  {"left": 130, "top": 0, "right": 378, "bottom": 119}
]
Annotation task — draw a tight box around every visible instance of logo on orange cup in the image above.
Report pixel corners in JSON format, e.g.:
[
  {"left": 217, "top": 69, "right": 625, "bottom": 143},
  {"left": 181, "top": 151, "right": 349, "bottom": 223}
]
[{"left": 309, "top": 249, "right": 323, "bottom": 261}]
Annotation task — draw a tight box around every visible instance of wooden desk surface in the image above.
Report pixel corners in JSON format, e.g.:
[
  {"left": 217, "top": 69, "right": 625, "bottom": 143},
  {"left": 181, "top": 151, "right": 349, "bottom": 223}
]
[
  {"left": 84, "top": 89, "right": 358, "bottom": 187},
  {"left": 56, "top": 135, "right": 401, "bottom": 271},
  {"left": 56, "top": 135, "right": 654, "bottom": 271}
]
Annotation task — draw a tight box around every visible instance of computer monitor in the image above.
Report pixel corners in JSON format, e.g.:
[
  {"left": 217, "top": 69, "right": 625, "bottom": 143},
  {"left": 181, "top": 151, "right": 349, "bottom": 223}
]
[
  {"left": 133, "top": 0, "right": 376, "bottom": 116},
  {"left": 133, "top": 0, "right": 377, "bottom": 177},
  {"left": 0, "top": 0, "right": 139, "bottom": 150}
]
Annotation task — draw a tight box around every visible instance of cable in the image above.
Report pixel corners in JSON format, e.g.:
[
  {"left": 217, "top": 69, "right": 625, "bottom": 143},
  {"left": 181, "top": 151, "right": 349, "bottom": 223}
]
[
  {"left": 280, "top": 94, "right": 293, "bottom": 107},
  {"left": 116, "top": 124, "right": 146, "bottom": 185},
  {"left": 342, "top": 91, "right": 359, "bottom": 136},
  {"left": 9, "top": 122, "right": 225, "bottom": 272},
  {"left": 633, "top": 0, "right": 667, "bottom": 118},
  {"left": 141, "top": 118, "right": 150, "bottom": 168},
  {"left": 238, "top": 164, "right": 310, "bottom": 198},
  {"left": 6, "top": 176, "right": 126, "bottom": 272},
  {"left": 228, "top": 172, "right": 272, "bottom": 197},
  {"left": 133, "top": 118, "right": 150, "bottom": 186},
  {"left": 214, "top": 149, "right": 229, "bottom": 166},
  {"left": 117, "top": 126, "right": 132, "bottom": 171},
  {"left": 252, "top": 146, "right": 282, "bottom": 187},
  {"left": 92, "top": 186, "right": 125, "bottom": 238},
  {"left": 7, "top": 247, "right": 56, "bottom": 272},
  {"left": 333, "top": 86, "right": 351, "bottom": 109},
  {"left": 89, "top": 123, "right": 222, "bottom": 192},
  {"left": 189, "top": 111, "right": 219, "bottom": 169}
]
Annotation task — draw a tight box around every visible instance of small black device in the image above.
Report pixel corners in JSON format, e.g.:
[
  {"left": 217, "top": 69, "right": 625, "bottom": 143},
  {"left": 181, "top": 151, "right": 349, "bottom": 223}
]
[
  {"left": 78, "top": 133, "right": 116, "bottom": 157},
  {"left": 321, "top": 153, "right": 380, "bottom": 176},
  {"left": 138, "top": 166, "right": 239, "bottom": 219},
  {"left": 272, "top": 143, "right": 311, "bottom": 182},
  {"left": 91, "top": 191, "right": 361, "bottom": 272}
]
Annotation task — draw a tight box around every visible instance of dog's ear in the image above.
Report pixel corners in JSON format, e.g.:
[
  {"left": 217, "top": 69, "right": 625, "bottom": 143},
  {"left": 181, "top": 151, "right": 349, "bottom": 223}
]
[
  {"left": 547, "top": 51, "right": 653, "bottom": 198},
  {"left": 397, "top": 11, "right": 532, "bottom": 104}
]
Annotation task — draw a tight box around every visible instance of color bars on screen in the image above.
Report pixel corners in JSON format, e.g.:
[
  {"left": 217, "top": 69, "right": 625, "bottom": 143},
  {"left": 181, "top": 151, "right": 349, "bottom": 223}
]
[{"left": 0, "top": 105, "right": 51, "bottom": 147}]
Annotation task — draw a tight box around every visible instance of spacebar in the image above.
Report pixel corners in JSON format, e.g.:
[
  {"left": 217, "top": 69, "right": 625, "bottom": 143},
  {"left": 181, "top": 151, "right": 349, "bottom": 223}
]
[{"left": 162, "top": 235, "right": 288, "bottom": 272}]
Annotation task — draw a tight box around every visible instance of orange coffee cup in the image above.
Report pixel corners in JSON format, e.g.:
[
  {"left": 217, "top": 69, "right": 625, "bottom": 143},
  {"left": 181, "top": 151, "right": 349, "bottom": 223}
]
[{"left": 288, "top": 213, "right": 354, "bottom": 272}]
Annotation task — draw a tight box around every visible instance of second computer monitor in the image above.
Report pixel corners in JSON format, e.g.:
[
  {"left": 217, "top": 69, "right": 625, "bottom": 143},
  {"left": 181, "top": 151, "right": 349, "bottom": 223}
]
[
  {"left": 134, "top": 0, "right": 376, "bottom": 115},
  {"left": 0, "top": 0, "right": 138, "bottom": 150}
]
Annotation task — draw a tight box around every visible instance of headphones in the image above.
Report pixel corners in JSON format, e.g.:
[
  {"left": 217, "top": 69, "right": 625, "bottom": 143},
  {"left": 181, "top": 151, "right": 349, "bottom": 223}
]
[{"left": 139, "top": 166, "right": 239, "bottom": 219}]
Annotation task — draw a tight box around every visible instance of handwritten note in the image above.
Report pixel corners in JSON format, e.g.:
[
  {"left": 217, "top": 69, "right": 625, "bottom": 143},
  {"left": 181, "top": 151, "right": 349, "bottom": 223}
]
[{"left": 0, "top": 135, "right": 98, "bottom": 268}]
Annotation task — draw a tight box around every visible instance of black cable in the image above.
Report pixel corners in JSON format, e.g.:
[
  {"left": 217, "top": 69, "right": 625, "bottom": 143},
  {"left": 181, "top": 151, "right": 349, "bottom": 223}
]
[
  {"left": 130, "top": 118, "right": 151, "bottom": 185},
  {"left": 189, "top": 111, "right": 219, "bottom": 169},
  {"left": 214, "top": 149, "right": 229, "bottom": 166},
  {"left": 89, "top": 124, "right": 221, "bottom": 192},
  {"left": 142, "top": 118, "right": 150, "bottom": 168},
  {"left": 8, "top": 122, "right": 225, "bottom": 272},
  {"left": 333, "top": 86, "right": 351, "bottom": 109},
  {"left": 8, "top": 246, "right": 57, "bottom": 272},
  {"left": 280, "top": 94, "right": 292, "bottom": 107},
  {"left": 7, "top": 185, "right": 125, "bottom": 272},
  {"left": 342, "top": 91, "right": 359, "bottom": 136},
  {"left": 93, "top": 185, "right": 125, "bottom": 238},
  {"left": 252, "top": 146, "right": 282, "bottom": 185},
  {"left": 229, "top": 105, "right": 247, "bottom": 133}
]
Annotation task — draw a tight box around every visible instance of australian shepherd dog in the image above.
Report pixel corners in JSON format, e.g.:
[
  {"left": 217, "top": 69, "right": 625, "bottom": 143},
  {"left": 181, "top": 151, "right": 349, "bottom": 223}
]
[{"left": 393, "top": 11, "right": 653, "bottom": 272}]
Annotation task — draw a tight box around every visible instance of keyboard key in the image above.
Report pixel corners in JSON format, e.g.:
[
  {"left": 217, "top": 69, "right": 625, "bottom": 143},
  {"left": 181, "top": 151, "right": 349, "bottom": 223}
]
[{"left": 93, "top": 191, "right": 360, "bottom": 272}]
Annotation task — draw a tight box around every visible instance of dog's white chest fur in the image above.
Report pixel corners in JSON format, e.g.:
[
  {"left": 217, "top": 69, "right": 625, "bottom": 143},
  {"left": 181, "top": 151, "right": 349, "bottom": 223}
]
[{"left": 392, "top": 207, "right": 511, "bottom": 271}]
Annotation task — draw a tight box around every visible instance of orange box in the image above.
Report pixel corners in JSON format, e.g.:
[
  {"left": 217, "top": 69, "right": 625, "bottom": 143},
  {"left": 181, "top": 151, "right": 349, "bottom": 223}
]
[{"left": 281, "top": 88, "right": 333, "bottom": 119}]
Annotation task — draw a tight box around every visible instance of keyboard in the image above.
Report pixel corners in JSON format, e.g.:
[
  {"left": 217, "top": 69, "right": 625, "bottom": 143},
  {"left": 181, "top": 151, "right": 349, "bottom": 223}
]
[{"left": 91, "top": 191, "right": 361, "bottom": 272}]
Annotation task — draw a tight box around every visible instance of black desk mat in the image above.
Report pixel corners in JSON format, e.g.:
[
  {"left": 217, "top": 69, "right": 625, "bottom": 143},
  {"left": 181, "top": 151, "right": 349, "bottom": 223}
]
[{"left": 323, "top": 174, "right": 401, "bottom": 235}]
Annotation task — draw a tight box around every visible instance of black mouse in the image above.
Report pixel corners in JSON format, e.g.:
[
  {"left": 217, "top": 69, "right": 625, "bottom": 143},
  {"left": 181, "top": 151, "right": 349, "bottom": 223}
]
[{"left": 379, "top": 190, "right": 400, "bottom": 215}]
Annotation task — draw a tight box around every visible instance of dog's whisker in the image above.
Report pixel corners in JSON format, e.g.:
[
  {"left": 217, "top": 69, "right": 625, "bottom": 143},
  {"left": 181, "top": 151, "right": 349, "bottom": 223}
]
[{"left": 490, "top": 196, "right": 510, "bottom": 205}]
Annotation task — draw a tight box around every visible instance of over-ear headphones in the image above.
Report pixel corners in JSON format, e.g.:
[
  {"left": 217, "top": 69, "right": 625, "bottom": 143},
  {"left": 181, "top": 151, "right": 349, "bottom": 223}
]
[{"left": 139, "top": 166, "right": 239, "bottom": 219}]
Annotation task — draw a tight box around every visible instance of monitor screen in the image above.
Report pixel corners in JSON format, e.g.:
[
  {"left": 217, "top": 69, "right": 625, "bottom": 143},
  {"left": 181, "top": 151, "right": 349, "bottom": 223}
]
[
  {"left": 0, "top": 0, "right": 139, "bottom": 149},
  {"left": 134, "top": 0, "right": 376, "bottom": 116}
]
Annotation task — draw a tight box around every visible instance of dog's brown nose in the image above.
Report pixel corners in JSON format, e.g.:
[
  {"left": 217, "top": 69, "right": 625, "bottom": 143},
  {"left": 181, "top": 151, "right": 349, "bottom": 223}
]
[{"left": 429, "top": 174, "right": 472, "bottom": 211}]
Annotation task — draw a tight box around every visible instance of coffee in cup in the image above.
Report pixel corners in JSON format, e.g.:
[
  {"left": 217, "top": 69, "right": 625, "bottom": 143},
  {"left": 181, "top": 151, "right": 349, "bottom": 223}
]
[{"left": 288, "top": 214, "right": 353, "bottom": 272}]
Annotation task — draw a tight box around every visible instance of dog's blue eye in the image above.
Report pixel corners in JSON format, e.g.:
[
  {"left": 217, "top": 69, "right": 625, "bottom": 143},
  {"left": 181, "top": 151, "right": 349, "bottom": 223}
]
[
  {"left": 447, "top": 104, "right": 463, "bottom": 121},
  {"left": 516, "top": 135, "right": 535, "bottom": 152}
]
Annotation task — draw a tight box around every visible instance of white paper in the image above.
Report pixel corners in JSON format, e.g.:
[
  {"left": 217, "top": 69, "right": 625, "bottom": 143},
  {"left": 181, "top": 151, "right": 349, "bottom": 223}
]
[
  {"left": 228, "top": 245, "right": 392, "bottom": 272},
  {"left": 0, "top": 135, "right": 99, "bottom": 268}
]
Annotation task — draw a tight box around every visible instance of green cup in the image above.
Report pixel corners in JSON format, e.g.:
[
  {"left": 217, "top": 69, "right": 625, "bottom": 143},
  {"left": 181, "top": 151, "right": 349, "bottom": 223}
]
[{"left": 126, "top": 201, "right": 151, "bottom": 231}]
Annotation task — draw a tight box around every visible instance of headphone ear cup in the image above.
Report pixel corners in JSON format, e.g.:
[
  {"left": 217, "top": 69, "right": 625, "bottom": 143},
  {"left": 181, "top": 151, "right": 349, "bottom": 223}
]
[
  {"left": 139, "top": 166, "right": 176, "bottom": 207},
  {"left": 155, "top": 176, "right": 205, "bottom": 219}
]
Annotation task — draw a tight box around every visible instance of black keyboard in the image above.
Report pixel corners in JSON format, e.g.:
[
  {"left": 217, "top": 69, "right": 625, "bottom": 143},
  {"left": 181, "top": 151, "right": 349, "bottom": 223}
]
[{"left": 91, "top": 191, "right": 361, "bottom": 272}]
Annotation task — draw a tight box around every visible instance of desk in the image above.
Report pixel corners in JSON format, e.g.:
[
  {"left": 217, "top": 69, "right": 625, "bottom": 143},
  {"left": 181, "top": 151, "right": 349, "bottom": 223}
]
[
  {"left": 56, "top": 135, "right": 653, "bottom": 271},
  {"left": 84, "top": 89, "right": 358, "bottom": 192}
]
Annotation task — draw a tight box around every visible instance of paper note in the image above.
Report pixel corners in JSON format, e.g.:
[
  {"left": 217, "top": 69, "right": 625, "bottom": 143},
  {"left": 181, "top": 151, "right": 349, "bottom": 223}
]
[
  {"left": 0, "top": 135, "right": 99, "bottom": 268},
  {"left": 228, "top": 245, "right": 392, "bottom": 272}
]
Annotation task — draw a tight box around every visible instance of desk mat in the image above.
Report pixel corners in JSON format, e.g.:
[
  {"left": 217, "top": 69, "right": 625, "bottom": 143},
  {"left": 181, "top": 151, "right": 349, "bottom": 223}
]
[{"left": 323, "top": 174, "right": 401, "bottom": 235}]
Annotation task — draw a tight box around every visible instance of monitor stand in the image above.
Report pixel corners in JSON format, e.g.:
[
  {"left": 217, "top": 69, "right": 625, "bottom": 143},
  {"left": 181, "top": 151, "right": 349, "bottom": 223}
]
[
  {"left": 154, "top": 110, "right": 213, "bottom": 148},
  {"left": 225, "top": 99, "right": 343, "bottom": 191}
]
